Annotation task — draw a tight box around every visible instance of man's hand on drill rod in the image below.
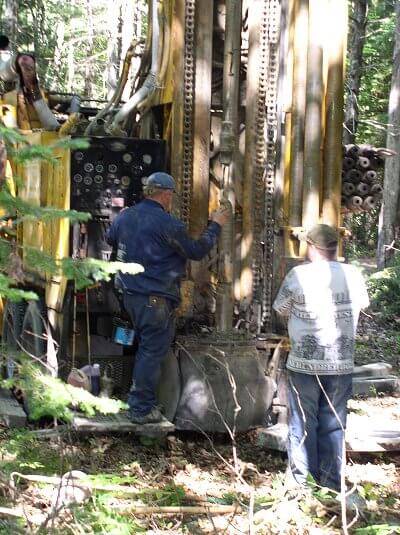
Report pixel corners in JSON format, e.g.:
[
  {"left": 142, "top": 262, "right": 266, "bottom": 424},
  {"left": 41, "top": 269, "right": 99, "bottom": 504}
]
[{"left": 211, "top": 205, "right": 230, "bottom": 226}]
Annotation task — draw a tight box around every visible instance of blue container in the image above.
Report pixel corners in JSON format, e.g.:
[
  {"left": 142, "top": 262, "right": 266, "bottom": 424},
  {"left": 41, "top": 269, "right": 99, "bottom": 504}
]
[{"left": 112, "top": 318, "right": 135, "bottom": 346}]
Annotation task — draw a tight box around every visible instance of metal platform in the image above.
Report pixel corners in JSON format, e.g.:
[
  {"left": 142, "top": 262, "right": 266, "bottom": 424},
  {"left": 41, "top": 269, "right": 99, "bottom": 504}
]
[
  {"left": 0, "top": 388, "right": 27, "bottom": 428},
  {"left": 70, "top": 411, "right": 175, "bottom": 437},
  {"left": 257, "top": 417, "right": 400, "bottom": 453}
]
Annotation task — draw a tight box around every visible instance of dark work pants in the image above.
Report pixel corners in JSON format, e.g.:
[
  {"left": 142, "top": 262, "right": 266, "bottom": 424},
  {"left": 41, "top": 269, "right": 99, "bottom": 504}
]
[
  {"left": 123, "top": 292, "right": 176, "bottom": 416},
  {"left": 287, "top": 371, "right": 353, "bottom": 491}
]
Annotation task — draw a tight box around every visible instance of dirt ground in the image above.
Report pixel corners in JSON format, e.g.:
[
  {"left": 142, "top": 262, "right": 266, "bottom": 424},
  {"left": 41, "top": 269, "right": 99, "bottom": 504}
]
[{"left": 1, "top": 317, "right": 399, "bottom": 535}]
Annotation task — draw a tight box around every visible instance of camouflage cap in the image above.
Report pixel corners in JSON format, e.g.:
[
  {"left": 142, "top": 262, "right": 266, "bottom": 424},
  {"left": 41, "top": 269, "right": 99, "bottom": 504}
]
[{"left": 306, "top": 224, "right": 338, "bottom": 250}]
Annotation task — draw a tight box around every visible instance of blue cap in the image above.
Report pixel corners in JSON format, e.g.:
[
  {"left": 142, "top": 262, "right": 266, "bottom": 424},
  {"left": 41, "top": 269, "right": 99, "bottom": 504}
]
[{"left": 145, "top": 172, "right": 176, "bottom": 190}]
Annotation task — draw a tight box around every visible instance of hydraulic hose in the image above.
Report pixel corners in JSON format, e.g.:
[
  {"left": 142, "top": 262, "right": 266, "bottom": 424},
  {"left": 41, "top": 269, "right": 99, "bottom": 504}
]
[{"left": 110, "top": 0, "right": 160, "bottom": 135}]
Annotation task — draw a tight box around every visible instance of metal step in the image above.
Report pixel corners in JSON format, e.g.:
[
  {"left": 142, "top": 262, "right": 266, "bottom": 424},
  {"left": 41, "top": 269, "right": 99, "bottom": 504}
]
[
  {"left": 0, "top": 388, "right": 27, "bottom": 428},
  {"left": 256, "top": 416, "right": 400, "bottom": 453},
  {"left": 71, "top": 411, "right": 175, "bottom": 437}
]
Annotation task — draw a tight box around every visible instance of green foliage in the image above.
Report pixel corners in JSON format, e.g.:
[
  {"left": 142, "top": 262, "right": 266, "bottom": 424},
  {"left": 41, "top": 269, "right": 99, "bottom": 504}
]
[
  {"left": 345, "top": 210, "right": 380, "bottom": 259},
  {"left": 356, "top": 0, "right": 396, "bottom": 145},
  {"left": 367, "top": 254, "right": 400, "bottom": 320},
  {"left": 61, "top": 258, "right": 144, "bottom": 290},
  {"left": 72, "top": 494, "right": 146, "bottom": 534},
  {"left": 4, "top": 360, "right": 127, "bottom": 422},
  {"left": 354, "top": 526, "right": 400, "bottom": 535},
  {"left": 0, "top": 429, "right": 69, "bottom": 476},
  {"left": 0, "top": 273, "right": 37, "bottom": 301},
  {"left": 88, "top": 473, "right": 137, "bottom": 487},
  {"left": 138, "top": 484, "right": 186, "bottom": 506}
]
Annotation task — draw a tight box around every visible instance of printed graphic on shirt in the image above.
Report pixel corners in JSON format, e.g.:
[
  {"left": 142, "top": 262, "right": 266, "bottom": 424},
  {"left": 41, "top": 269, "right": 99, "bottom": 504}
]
[{"left": 292, "top": 334, "right": 354, "bottom": 361}]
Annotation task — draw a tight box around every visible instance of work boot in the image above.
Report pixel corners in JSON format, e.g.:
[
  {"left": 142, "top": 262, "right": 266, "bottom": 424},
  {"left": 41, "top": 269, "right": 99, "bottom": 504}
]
[{"left": 130, "top": 406, "right": 164, "bottom": 424}]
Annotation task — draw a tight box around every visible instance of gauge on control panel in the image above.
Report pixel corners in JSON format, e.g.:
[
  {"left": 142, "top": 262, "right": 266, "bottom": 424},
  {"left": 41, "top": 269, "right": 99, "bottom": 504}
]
[
  {"left": 73, "top": 174, "right": 83, "bottom": 183},
  {"left": 131, "top": 164, "right": 143, "bottom": 175},
  {"left": 122, "top": 153, "right": 133, "bottom": 163},
  {"left": 84, "top": 162, "right": 94, "bottom": 173},
  {"left": 94, "top": 175, "right": 103, "bottom": 184},
  {"left": 74, "top": 151, "right": 84, "bottom": 161},
  {"left": 142, "top": 154, "right": 152, "bottom": 165},
  {"left": 84, "top": 176, "right": 93, "bottom": 185},
  {"left": 95, "top": 163, "right": 104, "bottom": 173},
  {"left": 121, "top": 176, "right": 131, "bottom": 187},
  {"left": 108, "top": 164, "right": 118, "bottom": 173}
]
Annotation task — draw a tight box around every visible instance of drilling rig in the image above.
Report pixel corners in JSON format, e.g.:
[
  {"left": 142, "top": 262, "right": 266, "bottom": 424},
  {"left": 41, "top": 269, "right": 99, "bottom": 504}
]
[{"left": 0, "top": 0, "right": 350, "bottom": 432}]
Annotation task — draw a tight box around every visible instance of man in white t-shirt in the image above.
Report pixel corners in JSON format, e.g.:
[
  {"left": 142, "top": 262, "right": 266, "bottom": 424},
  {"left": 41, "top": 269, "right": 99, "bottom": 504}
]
[{"left": 273, "top": 224, "right": 369, "bottom": 491}]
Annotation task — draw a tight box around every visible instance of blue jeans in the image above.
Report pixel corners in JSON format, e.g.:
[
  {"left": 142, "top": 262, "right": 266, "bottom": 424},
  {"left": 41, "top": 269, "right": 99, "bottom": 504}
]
[
  {"left": 123, "top": 293, "right": 176, "bottom": 416},
  {"left": 287, "top": 371, "right": 352, "bottom": 491}
]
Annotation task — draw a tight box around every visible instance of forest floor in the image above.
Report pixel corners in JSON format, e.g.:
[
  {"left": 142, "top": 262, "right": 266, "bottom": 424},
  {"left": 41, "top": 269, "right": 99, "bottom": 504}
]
[
  {"left": 0, "top": 259, "right": 399, "bottom": 534},
  {"left": 0, "top": 316, "right": 398, "bottom": 535}
]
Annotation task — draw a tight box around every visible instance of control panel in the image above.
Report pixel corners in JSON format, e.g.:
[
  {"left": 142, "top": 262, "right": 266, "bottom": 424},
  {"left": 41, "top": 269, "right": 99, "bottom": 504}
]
[{"left": 70, "top": 137, "right": 166, "bottom": 217}]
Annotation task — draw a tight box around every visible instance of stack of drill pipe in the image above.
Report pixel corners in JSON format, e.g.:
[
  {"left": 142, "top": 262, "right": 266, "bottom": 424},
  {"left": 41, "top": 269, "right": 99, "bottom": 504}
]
[{"left": 341, "top": 144, "right": 384, "bottom": 213}]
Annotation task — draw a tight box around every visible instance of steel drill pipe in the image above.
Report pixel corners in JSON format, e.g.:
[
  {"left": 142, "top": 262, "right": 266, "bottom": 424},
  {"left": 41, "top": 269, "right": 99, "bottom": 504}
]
[
  {"left": 357, "top": 156, "right": 370, "bottom": 169},
  {"left": 241, "top": 2, "right": 260, "bottom": 301},
  {"left": 371, "top": 183, "right": 383, "bottom": 195},
  {"left": 343, "top": 156, "right": 356, "bottom": 170},
  {"left": 362, "top": 169, "right": 377, "bottom": 183},
  {"left": 216, "top": 0, "right": 242, "bottom": 332},
  {"left": 356, "top": 182, "right": 370, "bottom": 195},
  {"left": 345, "top": 169, "right": 363, "bottom": 183},
  {"left": 322, "top": 0, "right": 348, "bottom": 225},
  {"left": 362, "top": 196, "right": 376, "bottom": 210},
  {"left": 342, "top": 182, "right": 355, "bottom": 195},
  {"left": 289, "top": 0, "right": 309, "bottom": 229},
  {"left": 347, "top": 195, "right": 363, "bottom": 209},
  {"left": 345, "top": 144, "right": 361, "bottom": 157},
  {"left": 302, "top": 0, "right": 324, "bottom": 233}
]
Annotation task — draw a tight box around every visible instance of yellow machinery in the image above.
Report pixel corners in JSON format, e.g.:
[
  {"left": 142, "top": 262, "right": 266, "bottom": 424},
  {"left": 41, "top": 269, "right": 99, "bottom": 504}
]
[{"left": 0, "top": 0, "right": 348, "bottom": 432}]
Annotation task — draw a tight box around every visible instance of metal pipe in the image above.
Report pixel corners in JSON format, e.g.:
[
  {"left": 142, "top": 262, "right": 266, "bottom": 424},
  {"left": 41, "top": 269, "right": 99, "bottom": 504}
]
[
  {"left": 240, "top": 0, "right": 262, "bottom": 303},
  {"left": 216, "top": 0, "right": 242, "bottom": 331},
  {"left": 110, "top": 0, "right": 161, "bottom": 134},
  {"left": 322, "top": 0, "right": 348, "bottom": 226},
  {"left": 288, "top": 0, "right": 308, "bottom": 232},
  {"left": 282, "top": 0, "right": 296, "bottom": 259},
  {"left": 85, "top": 40, "right": 137, "bottom": 134},
  {"left": 302, "top": 0, "right": 323, "bottom": 236}
]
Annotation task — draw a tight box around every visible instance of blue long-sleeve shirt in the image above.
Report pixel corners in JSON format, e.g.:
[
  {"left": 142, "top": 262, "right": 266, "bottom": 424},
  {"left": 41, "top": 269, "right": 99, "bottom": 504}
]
[{"left": 106, "top": 199, "right": 221, "bottom": 304}]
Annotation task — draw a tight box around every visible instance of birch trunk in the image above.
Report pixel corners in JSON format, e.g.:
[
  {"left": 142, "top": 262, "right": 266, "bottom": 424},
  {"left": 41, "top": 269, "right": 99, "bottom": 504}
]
[
  {"left": 2, "top": 0, "right": 18, "bottom": 48},
  {"left": 343, "top": 0, "right": 368, "bottom": 145},
  {"left": 377, "top": 1, "right": 400, "bottom": 268}
]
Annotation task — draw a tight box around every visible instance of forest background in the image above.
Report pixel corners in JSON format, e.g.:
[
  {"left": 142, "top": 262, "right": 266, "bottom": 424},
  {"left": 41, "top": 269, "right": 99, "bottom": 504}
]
[{"left": 0, "top": 1, "right": 399, "bottom": 534}]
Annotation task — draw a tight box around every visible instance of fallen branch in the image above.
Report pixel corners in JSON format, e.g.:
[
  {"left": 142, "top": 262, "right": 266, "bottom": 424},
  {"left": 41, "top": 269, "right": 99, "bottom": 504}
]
[
  {"left": 10, "top": 472, "right": 210, "bottom": 503},
  {"left": 115, "top": 504, "right": 242, "bottom": 515}
]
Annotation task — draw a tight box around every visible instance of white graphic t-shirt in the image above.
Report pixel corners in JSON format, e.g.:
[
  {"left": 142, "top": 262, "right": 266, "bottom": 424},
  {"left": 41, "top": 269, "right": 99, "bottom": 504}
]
[{"left": 273, "top": 261, "right": 369, "bottom": 375}]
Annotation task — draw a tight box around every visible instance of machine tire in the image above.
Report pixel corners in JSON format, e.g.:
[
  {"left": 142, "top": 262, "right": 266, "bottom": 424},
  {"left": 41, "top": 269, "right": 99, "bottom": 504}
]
[
  {"left": 2, "top": 300, "right": 27, "bottom": 378},
  {"left": 21, "top": 300, "right": 47, "bottom": 360}
]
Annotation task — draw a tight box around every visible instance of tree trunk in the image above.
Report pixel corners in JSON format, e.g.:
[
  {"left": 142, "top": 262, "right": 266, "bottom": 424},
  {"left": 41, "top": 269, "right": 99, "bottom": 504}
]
[
  {"left": 106, "top": 0, "right": 122, "bottom": 100},
  {"left": 343, "top": 0, "right": 368, "bottom": 145},
  {"left": 2, "top": 0, "right": 18, "bottom": 47},
  {"left": 84, "top": 0, "right": 95, "bottom": 98},
  {"left": 51, "top": 20, "right": 65, "bottom": 89},
  {"left": 377, "top": 0, "right": 400, "bottom": 269}
]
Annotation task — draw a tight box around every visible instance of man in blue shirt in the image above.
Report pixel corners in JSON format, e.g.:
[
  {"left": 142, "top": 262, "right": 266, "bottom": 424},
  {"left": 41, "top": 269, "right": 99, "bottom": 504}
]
[{"left": 107, "top": 172, "right": 228, "bottom": 424}]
